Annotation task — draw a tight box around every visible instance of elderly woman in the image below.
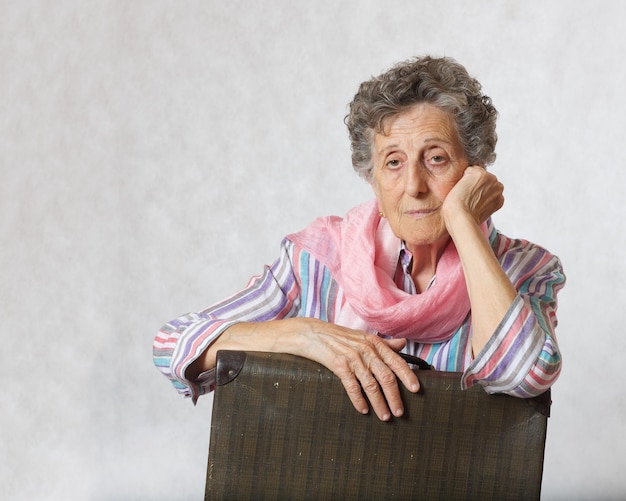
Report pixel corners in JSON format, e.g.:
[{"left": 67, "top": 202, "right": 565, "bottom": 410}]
[{"left": 154, "top": 56, "right": 565, "bottom": 422}]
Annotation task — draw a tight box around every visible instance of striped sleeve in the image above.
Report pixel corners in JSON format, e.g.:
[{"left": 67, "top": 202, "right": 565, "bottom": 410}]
[
  {"left": 461, "top": 235, "right": 566, "bottom": 397},
  {"left": 153, "top": 239, "right": 302, "bottom": 402}
]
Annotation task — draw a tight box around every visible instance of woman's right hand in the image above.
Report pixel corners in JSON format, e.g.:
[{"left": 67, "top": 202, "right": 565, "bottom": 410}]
[
  {"left": 298, "top": 319, "right": 420, "bottom": 421},
  {"left": 192, "top": 317, "right": 420, "bottom": 421}
]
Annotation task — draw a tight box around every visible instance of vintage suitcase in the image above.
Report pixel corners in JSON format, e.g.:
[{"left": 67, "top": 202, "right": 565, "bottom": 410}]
[{"left": 205, "top": 350, "right": 551, "bottom": 500}]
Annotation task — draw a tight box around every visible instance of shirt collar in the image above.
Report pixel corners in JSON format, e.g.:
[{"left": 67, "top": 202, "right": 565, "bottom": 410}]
[{"left": 398, "top": 241, "right": 437, "bottom": 291}]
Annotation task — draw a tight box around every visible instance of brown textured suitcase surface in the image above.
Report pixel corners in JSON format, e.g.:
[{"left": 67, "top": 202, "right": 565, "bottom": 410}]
[{"left": 205, "top": 350, "right": 550, "bottom": 500}]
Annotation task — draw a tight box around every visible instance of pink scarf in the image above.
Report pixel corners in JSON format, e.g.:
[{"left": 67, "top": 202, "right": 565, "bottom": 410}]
[{"left": 288, "top": 200, "right": 481, "bottom": 342}]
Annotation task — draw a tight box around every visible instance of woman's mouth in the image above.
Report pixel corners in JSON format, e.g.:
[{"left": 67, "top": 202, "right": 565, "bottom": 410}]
[{"left": 404, "top": 208, "right": 437, "bottom": 219}]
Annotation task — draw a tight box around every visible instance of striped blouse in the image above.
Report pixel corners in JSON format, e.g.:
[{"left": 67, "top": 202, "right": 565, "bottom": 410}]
[{"left": 153, "top": 219, "right": 565, "bottom": 403}]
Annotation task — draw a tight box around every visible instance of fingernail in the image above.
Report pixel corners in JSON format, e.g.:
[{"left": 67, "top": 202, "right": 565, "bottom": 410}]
[
  {"left": 382, "top": 413, "right": 390, "bottom": 421},
  {"left": 394, "top": 408, "right": 403, "bottom": 417}
]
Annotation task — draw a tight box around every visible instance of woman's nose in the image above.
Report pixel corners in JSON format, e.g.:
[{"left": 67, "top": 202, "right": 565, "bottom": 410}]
[{"left": 404, "top": 163, "right": 428, "bottom": 197}]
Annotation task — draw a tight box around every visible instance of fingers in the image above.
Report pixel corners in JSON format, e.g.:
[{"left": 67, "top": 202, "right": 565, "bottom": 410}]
[
  {"left": 362, "top": 356, "right": 402, "bottom": 421},
  {"left": 378, "top": 339, "right": 420, "bottom": 395},
  {"left": 301, "top": 321, "right": 421, "bottom": 421},
  {"left": 332, "top": 336, "right": 420, "bottom": 421},
  {"left": 333, "top": 361, "right": 371, "bottom": 416},
  {"left": 447, "top": 166, "right": 504, "bottom": 224}
]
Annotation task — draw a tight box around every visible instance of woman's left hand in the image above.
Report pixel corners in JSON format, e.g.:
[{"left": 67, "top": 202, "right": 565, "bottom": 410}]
[{"left": 442, "top": 166, "right": 504, "bottom": 225}]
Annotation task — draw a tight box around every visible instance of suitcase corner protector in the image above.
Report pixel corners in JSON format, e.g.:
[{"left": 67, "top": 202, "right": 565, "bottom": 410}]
[{"left": 215, "top": 350, "right": 247, "bottom": 386}]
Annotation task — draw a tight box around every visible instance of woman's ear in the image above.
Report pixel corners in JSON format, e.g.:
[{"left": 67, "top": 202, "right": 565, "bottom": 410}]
[{"left": 369, "top": 179, "right": 381, "bottom": 204}]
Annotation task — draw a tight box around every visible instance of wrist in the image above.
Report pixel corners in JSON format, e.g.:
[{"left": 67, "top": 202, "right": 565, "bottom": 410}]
[{"left": 443, "top": 205, "right": 478, "bottom": 241}]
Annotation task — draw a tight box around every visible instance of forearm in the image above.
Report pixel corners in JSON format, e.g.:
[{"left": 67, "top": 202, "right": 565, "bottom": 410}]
[
  {"left": 462, "top": 295, "right": 562, "bottom": 397},
  {"left": 453, "top": 226, "right": 565, "bottom": 397},
  {"left": 154, "top": 240, "right": 304, "bottom": 399},
  {"left": 441, "top": 166, "right": 564, "bottom": 394},
  {"left": 445, "top": 211, "right": 517, "bottom": 355},
  {"left": 188, "top": 316, "right": 419, "bottom": 421},
  {"left": 186, "top": 317, "right": 318, "bottom": 380}
]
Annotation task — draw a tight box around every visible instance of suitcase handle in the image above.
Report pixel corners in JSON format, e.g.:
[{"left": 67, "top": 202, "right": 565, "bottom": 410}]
[{"left": 398, "top": 352, "right": 434, "bottom": 370}]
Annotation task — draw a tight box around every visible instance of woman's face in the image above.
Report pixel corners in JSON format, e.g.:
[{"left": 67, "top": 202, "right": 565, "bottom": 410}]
[{"left": 371, "top": 103, "right": 468, "bottom": 250}]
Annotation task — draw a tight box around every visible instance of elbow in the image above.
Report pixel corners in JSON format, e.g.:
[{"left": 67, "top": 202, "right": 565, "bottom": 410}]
[
  {"left": 153, "top": 328, "right": 174, "bottom": 377},
  {"left": 504, "top": 349, "right": 563, "bottom": 398}
]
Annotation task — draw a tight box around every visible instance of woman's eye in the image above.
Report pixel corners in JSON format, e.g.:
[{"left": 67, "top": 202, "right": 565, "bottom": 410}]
[
  {"left": 387, "top": 159, "right": 401, "bottom": 169},
  {"left": 426, "top": 154, "right": 449, "bottom": 168}
]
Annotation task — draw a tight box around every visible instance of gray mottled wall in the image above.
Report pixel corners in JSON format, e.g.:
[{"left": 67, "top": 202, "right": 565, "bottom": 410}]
[{"left": 2, "top": 1, "right": 624, "bottom": 499}]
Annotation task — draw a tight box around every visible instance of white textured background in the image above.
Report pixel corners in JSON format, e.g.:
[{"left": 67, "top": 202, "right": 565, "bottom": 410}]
[{"left": 2, "top": 1, "right": 624, "bottom": 499}]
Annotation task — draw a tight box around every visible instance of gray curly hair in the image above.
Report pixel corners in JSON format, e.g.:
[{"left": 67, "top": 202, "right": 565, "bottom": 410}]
[{"left": 345, "top": 56, "right": 498, "bottom": 181}]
